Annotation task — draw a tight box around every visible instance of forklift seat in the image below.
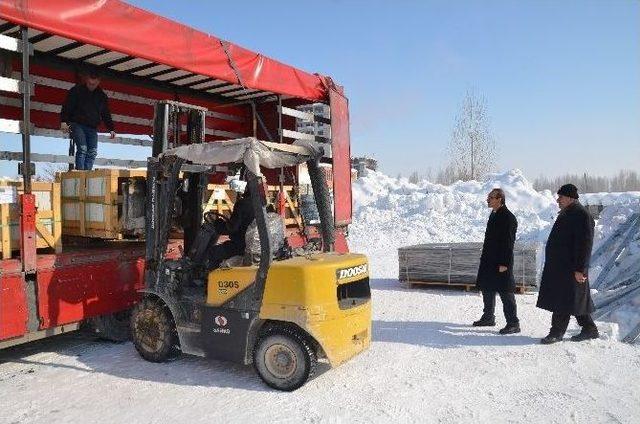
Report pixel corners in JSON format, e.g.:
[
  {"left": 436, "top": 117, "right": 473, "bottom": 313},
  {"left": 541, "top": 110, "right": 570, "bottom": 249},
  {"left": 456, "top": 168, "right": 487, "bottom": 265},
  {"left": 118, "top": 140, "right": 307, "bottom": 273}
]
[{"left": 219, "top": 255, "right": 245, "bottom": 268}]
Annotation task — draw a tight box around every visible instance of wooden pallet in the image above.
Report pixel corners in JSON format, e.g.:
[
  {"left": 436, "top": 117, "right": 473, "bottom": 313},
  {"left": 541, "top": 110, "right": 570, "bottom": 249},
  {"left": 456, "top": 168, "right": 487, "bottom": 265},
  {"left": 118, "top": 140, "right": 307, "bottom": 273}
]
[
  {"left": 401, "top": 279, "right": 532, "bottom": 294},
  {"left": 58, "top": 169, "right": 147, "bottom": 239},
  {"left": 0, "top": 181, "right": 62, "bottom": 259},
  {"left": 203, "top": 184, "right": 303, "bottom": 229},
  {"left": 267, "top": 185, "right": 303, "bottom": 229}
]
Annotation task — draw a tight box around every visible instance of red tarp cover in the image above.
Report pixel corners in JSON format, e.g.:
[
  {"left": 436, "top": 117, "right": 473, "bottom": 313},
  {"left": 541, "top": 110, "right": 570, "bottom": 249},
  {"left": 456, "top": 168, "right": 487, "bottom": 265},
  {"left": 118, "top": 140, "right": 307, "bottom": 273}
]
[
  {"left": 329, "top": 87, "right": 352, "bottom": 226},
  {"left": 0, "top": 0, "right": 328, "bottom": 101}
]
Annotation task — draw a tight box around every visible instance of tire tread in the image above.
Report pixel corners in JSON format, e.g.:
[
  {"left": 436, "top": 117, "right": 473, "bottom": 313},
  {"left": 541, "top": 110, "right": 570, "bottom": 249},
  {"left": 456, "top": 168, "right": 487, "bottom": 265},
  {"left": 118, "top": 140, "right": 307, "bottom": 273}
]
[
  {"left": 253, "top": 324, "right": 317, "bottom": 391},
  {"left": 131, "top": 296, "right": 180, "bottom": 363}
]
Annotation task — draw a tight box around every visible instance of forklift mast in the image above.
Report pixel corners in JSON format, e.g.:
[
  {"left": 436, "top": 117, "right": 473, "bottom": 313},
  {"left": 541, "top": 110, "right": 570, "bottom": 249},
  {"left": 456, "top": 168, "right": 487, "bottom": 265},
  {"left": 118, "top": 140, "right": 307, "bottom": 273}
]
[
  {"left": 145, "top": 156, "right": 185, "bottom": 293},
  {"left": 152, "top": 100, "right": 207, "bottom": 157},
  {"left": 151, "top": 100, "right": 209, "bottom": 252}
]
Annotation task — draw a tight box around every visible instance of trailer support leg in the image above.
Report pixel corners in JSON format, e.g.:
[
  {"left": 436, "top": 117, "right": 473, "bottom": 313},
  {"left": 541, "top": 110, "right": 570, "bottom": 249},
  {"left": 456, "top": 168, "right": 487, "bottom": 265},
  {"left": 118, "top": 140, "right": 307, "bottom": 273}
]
[{"left": 19, "top": 193, "right": 37, "bottom": 273}]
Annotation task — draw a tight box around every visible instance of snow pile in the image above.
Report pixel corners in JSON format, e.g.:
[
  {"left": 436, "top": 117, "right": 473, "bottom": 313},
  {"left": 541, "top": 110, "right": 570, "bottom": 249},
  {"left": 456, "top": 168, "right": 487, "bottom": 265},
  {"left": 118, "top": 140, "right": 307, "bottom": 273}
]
[
  {"left": 350, "top": 169, "right": 557, "bottom": 277},
  {"left": 583, "top": 191, "right": 640, "bottom": 206}
]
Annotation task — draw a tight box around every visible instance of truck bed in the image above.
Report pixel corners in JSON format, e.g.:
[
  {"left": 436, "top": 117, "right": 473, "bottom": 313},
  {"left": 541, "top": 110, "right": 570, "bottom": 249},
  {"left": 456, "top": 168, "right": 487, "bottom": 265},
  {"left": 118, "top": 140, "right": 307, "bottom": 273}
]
[{"left": 0, "top": 240, "right": 182, "bottom": 344}]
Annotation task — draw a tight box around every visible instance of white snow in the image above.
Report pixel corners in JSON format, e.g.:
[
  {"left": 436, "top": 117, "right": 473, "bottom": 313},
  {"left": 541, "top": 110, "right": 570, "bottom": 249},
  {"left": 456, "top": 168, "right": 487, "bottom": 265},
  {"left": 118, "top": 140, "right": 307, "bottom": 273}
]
[
  {"left": 0, "top": 169, "right": 638, "bottom": 423},
  {"left": 0, "top": 284, "right": 638, "bottom": 423}
]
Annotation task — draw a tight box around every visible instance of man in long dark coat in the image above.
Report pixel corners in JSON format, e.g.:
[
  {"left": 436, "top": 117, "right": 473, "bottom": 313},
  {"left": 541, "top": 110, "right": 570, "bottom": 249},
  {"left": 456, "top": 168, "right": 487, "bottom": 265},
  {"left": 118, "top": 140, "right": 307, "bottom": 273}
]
[
  {"left": 474, "top": 188, "right": 520, "bottom": 334},
  {"left": 537, "top": 184, "right": 598, "bottom": 344}
]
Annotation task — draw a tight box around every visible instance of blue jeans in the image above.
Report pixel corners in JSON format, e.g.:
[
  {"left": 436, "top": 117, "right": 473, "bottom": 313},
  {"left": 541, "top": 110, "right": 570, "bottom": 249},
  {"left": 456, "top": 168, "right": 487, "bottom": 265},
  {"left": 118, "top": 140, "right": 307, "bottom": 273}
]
[{"left": 71, "top": 123, "right": 98, "bottom": 170}]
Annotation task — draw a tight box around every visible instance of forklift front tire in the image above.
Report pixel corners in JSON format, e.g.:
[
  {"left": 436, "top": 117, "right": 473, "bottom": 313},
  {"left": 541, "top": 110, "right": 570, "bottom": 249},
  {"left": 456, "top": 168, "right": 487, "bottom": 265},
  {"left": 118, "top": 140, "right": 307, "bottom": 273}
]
[
  {"left": 253, "top": 326, "right": 317, "bottom": 391},
  {"left": 131, "top": 297, "right": 180, "bottom": 362}
]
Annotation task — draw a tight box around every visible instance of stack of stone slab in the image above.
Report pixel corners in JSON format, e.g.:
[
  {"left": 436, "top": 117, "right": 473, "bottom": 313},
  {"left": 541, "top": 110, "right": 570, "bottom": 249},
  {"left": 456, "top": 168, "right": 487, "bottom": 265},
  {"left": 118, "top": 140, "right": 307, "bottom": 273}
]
[{"left": 398, "top": 242, "right": 540, "bottom": 291}]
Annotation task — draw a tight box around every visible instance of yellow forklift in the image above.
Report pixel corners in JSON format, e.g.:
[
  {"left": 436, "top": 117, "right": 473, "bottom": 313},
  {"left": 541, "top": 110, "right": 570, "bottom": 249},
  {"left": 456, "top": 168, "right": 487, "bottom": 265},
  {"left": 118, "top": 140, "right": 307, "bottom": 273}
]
[{"left": 132, "top": 137, "right": 371, "bottom": 391}]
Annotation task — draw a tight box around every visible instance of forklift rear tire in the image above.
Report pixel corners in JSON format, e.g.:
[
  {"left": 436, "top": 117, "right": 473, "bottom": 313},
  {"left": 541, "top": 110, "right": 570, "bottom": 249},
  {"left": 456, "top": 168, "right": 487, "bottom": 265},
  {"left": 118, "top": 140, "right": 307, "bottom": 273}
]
[
  {"left": 131, "top": 297, "right": 180, "bottom": 362},
  {"left": 253, "top": 326, "right": 317, "bottom": 391}
]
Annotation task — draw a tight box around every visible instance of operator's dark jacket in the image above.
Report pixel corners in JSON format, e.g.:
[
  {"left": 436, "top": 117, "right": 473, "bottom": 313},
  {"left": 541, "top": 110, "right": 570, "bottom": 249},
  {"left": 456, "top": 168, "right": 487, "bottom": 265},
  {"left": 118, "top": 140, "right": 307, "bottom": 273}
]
[
  {"left": 476, "top": 205, "right": 518, "bottom": 292},
  {"left": 226, "top": 194, "right": 255, "bottom": 250},
  {"left": 537, "top": 202, "right": 595, "bottom": 315},
  {"left": 60, "top": 84, "right": 114, "bottom": 131},
  {"left": 206, "top": 194, "right": 256, "bottom": 270}
]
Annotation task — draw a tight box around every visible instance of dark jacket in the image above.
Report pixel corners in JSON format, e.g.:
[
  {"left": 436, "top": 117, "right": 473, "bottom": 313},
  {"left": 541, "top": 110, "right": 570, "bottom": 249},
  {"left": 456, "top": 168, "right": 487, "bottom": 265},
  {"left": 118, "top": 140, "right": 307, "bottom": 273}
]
[
  {"left": 536, "top": 202, "right": 595, "bottom": 315},
  {"left": 226, "top": 194, "right": 255, "bottom": 248},
  {"left": 60, "top": 84, "right": 114, "bottom": 131},
  {"left": 476, "top": 205, "right": 518, "bottom": 292}
]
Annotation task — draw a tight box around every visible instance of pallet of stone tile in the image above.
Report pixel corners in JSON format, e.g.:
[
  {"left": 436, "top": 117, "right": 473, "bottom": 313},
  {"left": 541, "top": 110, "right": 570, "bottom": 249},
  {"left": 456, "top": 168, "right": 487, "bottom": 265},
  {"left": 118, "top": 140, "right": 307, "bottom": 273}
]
[
  {"left": 58, "top": 169, "right": 147, "bottom": 239},
  {"left": 0, "top": 180, "right": 62, "bottom": 258},
  {"left": 398, "top": 242, "right": 539, "bottom": 290}
]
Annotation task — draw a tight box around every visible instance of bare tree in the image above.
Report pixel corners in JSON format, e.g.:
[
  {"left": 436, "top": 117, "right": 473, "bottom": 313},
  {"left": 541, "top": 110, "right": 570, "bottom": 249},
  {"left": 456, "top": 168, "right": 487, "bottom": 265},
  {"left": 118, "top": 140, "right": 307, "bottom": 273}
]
[
  {"left": 408, "top": 171, "right": 420, "bottom": 184},
  {"left": 35, "top": 163, "right": 68, "bottom": 182},
  {"left": 533, "top": 170, "right": 640, "bottom": 193},
  {"left": 447, "top": 89, "right": 497, "bottom": 181},
  {"left": 423, "top": 167, "right": 434, "bottom": 183},
  {"left": 435, "top": 164, "right": 458, "bottom": 185}
]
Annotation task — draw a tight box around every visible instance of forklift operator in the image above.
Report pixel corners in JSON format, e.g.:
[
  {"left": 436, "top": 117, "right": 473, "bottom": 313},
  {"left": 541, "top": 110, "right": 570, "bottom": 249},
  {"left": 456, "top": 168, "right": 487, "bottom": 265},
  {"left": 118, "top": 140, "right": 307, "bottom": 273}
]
[{"left": 207, "top": 178, "right": 255, "bottom": 269}]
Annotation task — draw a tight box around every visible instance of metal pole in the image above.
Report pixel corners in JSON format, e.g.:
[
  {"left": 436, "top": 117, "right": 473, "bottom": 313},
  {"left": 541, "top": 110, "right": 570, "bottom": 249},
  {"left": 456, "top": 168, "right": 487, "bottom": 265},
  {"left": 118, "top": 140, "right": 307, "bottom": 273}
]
[
  {"left": 447, "top": 246, "right": 452, "bottom": 284},
  {"left": 251, "top": 102, "right": 257, "bottom": 137},
  {"left": 277, "top": 96, "right": 285, "bottom": 215},
  {"left": 21, "top": 26, "right": 31, "bottom": 193},
  {"left": 278, "top": 96, "right": 283, "bottom": 144}
]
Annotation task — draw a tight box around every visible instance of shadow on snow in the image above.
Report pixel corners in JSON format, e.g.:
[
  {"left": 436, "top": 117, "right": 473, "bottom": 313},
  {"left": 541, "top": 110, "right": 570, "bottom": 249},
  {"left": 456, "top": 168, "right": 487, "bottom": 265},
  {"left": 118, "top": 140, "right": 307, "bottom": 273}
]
[
  {"left": 0, "top": 332, "right": 331, "bottom": 392},
  {"left": 373, "top": 320, "right": 538, "bottom": 348}
]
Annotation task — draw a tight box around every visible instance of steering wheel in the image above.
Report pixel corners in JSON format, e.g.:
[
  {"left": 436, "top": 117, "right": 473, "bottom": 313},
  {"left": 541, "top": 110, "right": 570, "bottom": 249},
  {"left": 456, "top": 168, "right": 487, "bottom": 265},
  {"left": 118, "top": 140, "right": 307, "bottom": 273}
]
[{"left": 203, "top": 211, "right": 229, "bottom": 225}]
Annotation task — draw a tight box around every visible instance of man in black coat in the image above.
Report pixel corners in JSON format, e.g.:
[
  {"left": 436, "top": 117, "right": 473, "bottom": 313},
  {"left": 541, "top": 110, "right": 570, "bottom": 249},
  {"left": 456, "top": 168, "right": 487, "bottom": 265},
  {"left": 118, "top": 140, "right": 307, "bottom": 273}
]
[
  {"left": 474, "top": 188, "right": 520, "bottom": 334},
  {"left": 537, "top": 184, "right": 598, "bottom": 344}
]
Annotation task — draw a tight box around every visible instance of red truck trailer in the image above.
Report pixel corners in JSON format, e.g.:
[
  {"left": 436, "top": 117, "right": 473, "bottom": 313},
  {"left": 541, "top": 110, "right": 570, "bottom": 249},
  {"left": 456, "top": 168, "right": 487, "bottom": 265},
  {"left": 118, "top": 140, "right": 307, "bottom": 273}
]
[{"left": 0, "top": 0, "right": 353, "bottom": 348}]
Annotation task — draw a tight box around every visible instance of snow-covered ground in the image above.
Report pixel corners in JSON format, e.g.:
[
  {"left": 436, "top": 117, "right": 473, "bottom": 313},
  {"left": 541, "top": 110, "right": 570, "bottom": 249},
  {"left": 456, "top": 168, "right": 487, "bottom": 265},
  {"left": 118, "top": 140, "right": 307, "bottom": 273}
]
[
  {"left": 0, "top": 169, "right": 638, "bottom": 423},
  {"left": 0, "top": 282, "right": 638, "bottom": 423}
]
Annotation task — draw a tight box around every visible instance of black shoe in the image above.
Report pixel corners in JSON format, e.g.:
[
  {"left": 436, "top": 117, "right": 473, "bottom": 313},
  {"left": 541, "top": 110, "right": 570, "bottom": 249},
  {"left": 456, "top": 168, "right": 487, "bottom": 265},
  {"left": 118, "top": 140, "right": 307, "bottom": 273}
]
[
  {"left": 540, "top": 334, "right": 563, "bottom": 344},
  {"left": 570, "top": 330, "right": 599, "bottom": 342},
  {"left": 472, "top": 317, "right": 496, "bottom": 327},
  {"left": 499, "top": 323, "right": 521, "bottom": 335}
]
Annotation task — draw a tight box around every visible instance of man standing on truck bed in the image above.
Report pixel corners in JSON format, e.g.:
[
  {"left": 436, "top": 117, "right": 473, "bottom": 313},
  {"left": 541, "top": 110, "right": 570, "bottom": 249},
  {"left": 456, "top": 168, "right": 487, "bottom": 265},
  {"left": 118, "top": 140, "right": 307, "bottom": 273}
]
[{"left": 60, "top": 68, "right": 116, "bottom": 170}]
